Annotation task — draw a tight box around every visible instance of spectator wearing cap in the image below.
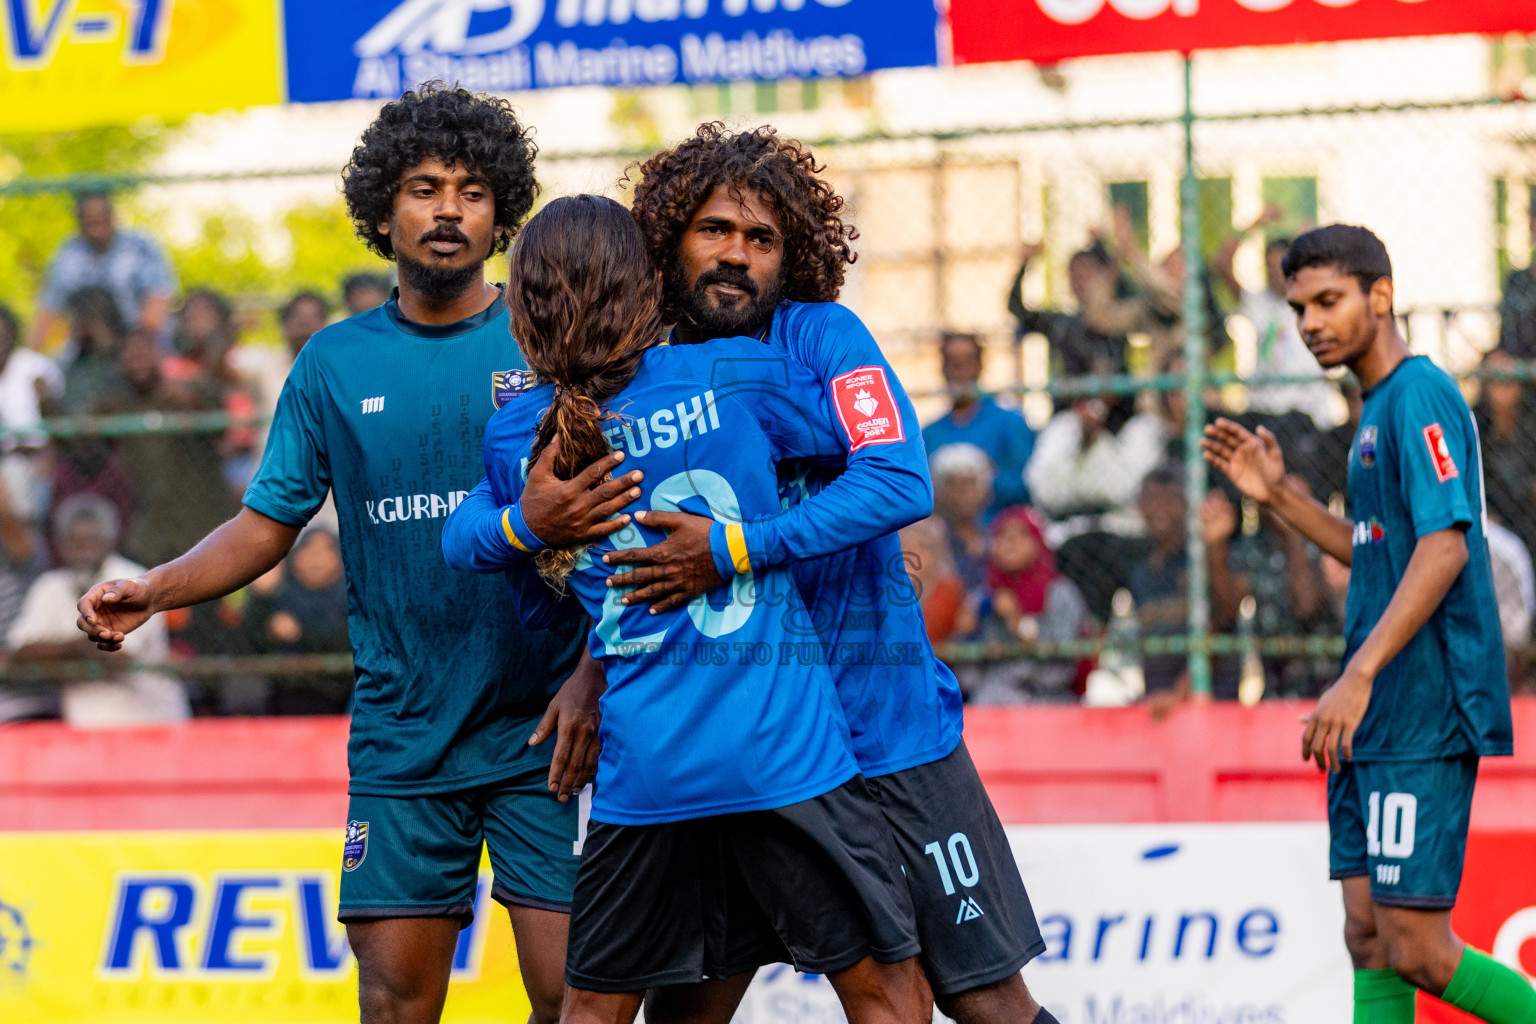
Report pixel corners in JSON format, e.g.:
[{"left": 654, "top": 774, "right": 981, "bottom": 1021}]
[
  {"left": 6, "top": 494, "right": 186, "bottom": 726},
  {"left": 29, "top": 191, "right": 176, "bottom": 350},
  {"left": 922, "top": 332, "right": 1034, "bottom": 516}
]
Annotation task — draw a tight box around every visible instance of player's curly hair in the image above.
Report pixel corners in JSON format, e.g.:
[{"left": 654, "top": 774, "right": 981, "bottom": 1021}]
[
  {"left": 341, "top": 84, "right": 539, "bottom": 260},
  {"left": 625, "top": 123, "right": 857, "bottom": 317}
]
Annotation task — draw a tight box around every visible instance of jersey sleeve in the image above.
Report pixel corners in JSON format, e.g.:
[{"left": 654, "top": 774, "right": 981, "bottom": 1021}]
[
  {"left": 242, "top": 348, "right": 331, "bottom": 527},
  {"left": 441, "top": 477, "right": 533, "bottom": 572},
  {"left": 706, "top": 307, "right": 934, "bottom": 578},
  {"left": 1390, "top": 375, "right": 1476, "bottom": 537},
  {"left": 442, "top": 402, "right": 572, "bottom": 629}
]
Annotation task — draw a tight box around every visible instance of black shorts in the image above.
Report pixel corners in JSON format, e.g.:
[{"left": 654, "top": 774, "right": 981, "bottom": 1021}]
[
  {"left": 869, "top": 740, "right": 1046, "bottom": 996},
  {"left": 565, "top": 777, "right": 921, "bottom": 993}
]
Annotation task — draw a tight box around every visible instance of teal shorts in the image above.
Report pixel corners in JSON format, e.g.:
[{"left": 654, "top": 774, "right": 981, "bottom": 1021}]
[
  {"left": 1328, "top": 755, "right": 1479, "bottom": 910},
  {"left": 337, "top": 765, "right": 585, "bottom": 926}
]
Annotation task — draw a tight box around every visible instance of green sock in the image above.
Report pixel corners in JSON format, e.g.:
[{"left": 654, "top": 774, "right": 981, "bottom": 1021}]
[
  {"left": 1355, "top": 968, "right": 1416, "bottom": 1024},
  {"left": 1441, "top": 947, "right": 1536, "bottom": 1024}
]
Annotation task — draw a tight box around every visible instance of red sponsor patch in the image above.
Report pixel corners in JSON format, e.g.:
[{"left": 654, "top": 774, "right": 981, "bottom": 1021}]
[
  {"left": 831, "top": 366, "right": 906, "bottom": 451},
  {"left": 1422, "top": 423, "right": 1459, "bottom": 483}
]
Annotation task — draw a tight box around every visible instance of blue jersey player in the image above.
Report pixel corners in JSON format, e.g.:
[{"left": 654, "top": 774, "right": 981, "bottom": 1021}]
[
  {"left": 445, "top": 126, "right": 1057, "bottom": 1024},
  {"left": 445, "top": 194, "right": 929, "bottom": 1024},
  {"left": 1203, "top": 225, "right": 1533, "bottom": 1024},
  {"left": 76, "top": 87, "right": 600, "bottom": 1024}
]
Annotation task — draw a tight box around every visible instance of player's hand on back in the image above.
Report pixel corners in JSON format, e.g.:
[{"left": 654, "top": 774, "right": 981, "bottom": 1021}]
[
  {"left": 602, "top": 510, "right": 724, "bottom": 614},
  {"left": 521, "top": 436, "right": 644, "bottom": 548},
  {"left": 76, "top": 577, "right": 157, "bottom": 652},
  {"left": 1201, "top": 418, "right": 1286, "bottom": 506}
]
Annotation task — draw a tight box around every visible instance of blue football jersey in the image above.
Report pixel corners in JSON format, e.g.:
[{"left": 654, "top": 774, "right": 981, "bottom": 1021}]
[
  {"left": 1345, "top": 356, "right": 1512, "bottom": 760},
  {"left": 448, "top": 338, "right": 860, "bottom": 825},
  {"left": 759, "top": 303, "right": 964, "bottom": 777},
  {"left": 442, "top": 302, "right": 962, "bottom": 780},
  {"left": 244, "top": 296, "right": 585, "bottom": 795}
]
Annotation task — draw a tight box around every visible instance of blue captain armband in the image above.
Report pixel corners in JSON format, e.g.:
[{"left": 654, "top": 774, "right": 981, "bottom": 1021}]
[{"left": 501, "top": 502, "right": 549, "bottom": 554}]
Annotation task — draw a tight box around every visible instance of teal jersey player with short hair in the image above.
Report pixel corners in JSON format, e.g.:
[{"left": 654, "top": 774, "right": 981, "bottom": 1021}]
[
  {"left": 1338, "top": 355, "right": 1511, "bottom": 763},
  {"left": 1204, "top": 224, "right": 1533, "bottom": 1024}
]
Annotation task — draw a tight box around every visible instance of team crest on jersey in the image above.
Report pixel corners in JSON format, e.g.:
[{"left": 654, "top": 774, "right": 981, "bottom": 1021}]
[
  {"left": 1359, "top": 425, "right": 1377, "bottom": 467},
  {"left": 493, "top": 369, "right": 537, "bottom": 409},
  {"left": 342, "top": 820, "right": 369, "bottom": 871}
]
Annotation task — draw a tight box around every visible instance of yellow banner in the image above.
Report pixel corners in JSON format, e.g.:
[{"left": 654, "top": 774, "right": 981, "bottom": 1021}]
[
  {"left": 0, "top": 831, "right": 532, "bottom": 1023},
  {"left": 0, "top": 0, "right": 282, "bottom": 132}
]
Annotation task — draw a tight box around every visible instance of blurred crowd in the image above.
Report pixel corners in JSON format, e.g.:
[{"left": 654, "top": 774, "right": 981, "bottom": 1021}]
[
  {"left": 0, "top": 192, "right": 376, "bottom": 726},
  {"left": 6, "top": 193, "right": 1536, "bottom": 727},
  {"left": 909, "top": 209, "right": 1536, "bottom": 713}
]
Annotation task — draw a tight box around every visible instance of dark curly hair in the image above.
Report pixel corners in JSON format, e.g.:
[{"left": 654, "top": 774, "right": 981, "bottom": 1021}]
[
  {"left": 341, "top": 84, "right": 538, "bottom": 260},
  {"left": 626, "top": 123, "right": 856, "bottom": 316}
]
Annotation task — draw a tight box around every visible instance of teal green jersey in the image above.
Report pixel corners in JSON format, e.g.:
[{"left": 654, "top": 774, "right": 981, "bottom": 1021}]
[
  {"left": 243, "top": 295, "right": 585, "bottom": 795},
  {"left": 1345, "top": 356, "right": 1513, "bottom": 761}
]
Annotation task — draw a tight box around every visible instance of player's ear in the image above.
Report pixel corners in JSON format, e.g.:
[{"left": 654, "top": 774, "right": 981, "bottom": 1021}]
[
  {"left": 377, "top": 217, "right": 391, "bottom": 239},
  {"left": 1369, "top": 277, "right": 1393, "bottom": 318}
]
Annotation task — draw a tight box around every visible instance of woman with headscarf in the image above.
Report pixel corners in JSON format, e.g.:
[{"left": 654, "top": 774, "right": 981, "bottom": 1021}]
[{"left": 965, "top": 507, "right": 1092, "bottom": 704}]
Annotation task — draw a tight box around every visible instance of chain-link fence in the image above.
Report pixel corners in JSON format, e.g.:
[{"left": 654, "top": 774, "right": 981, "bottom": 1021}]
[{"left": 3, "top": 34, "right": 1536, "bottom": 720}]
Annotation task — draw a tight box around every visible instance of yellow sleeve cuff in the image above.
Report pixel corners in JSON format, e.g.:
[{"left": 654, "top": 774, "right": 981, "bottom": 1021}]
[
  {"left": 725, "top": 522, "right": 751, "bottom": 575},
  {"left": 502, "top": 507, "right": 532, "bottom": 553}
]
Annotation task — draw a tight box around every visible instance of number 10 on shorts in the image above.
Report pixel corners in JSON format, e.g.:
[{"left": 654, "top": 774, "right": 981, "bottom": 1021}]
[
  {"left": 1366, "top": 791, "right": 1418, "bottom": 859},
  {"left": 924, "top": 833, "right": 981, "bottom": 895}
]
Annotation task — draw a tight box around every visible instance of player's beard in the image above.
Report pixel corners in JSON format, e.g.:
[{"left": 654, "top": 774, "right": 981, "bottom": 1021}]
[
  {"left": 396, "top": 250, "right": 484, "bottom": 304},
  {"left": 670, "top": 257, "right": 784, "bottom": 340}
]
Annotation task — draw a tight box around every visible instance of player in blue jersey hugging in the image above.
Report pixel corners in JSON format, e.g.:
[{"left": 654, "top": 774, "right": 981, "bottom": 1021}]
[
  {"left": 445, "top": 192, "right": 930, "bottom": 1024},
  {"left": 75, "top": 86, "right": 603, "bottom": 1024},
  {"left": 1203, "top": 226, "right": 1534, "bottom": 1023},
  {"left": 444, "top": 124, "right": 1056, "bottom": 1023}
]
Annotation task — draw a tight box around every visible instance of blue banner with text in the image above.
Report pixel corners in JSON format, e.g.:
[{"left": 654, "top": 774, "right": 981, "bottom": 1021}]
[{"left": 284, "top": 0, "right": 939, "bottom": 101}]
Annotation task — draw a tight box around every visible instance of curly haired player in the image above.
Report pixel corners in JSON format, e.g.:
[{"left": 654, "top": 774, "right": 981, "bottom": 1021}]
[
  {"left": 445, "top": 123, "right": 1060, "bottom": 1023},
  {"left": 77, "top": 86, "right": 602, "bottom": 1024}
]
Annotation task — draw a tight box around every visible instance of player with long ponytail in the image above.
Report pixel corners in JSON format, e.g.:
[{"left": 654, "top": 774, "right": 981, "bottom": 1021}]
[{"left": 504, "top": 194, "right": 665, "bottom": 582}]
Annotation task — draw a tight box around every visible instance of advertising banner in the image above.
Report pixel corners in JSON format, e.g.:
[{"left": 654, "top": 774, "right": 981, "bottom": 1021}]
[
  {"left": 0, "top": 831, "right": 528, "bottom": 1024},
  {"left": 3, "top": 823, "right": 1530, "bottom": 1023},
  {"left": 950, "top": 0, "right": 1536, "bottom": 68},
  {"left": 742, "top": 823, "right": 1353, "bottom": 1024},
  {"left": 282, "top": 0, "right": 941, "bottom": 103},
  {"left": 0, "top": 0, "right": 283, "bottom": 132}
]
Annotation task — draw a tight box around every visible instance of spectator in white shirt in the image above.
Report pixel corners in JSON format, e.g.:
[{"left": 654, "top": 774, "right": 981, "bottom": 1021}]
[
  {"left": 0, "top": 305, "right": 62, "bottom": 522},
  {"left": 1025, "top": 394, "right": 1164, "bottom": 620},
  {"left": 7, "top": 494, "right": 186, "bottom": 727}
]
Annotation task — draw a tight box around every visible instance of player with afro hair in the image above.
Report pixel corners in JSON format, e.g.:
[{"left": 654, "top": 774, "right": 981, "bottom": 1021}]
[{"left": 342, "top": 83, "right": 538, "bottom": 261}]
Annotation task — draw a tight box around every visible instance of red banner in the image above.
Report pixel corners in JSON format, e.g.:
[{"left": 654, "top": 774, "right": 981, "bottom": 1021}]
[{"left": 951, "top": 0, "right": 1536, "bottom": 67}]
